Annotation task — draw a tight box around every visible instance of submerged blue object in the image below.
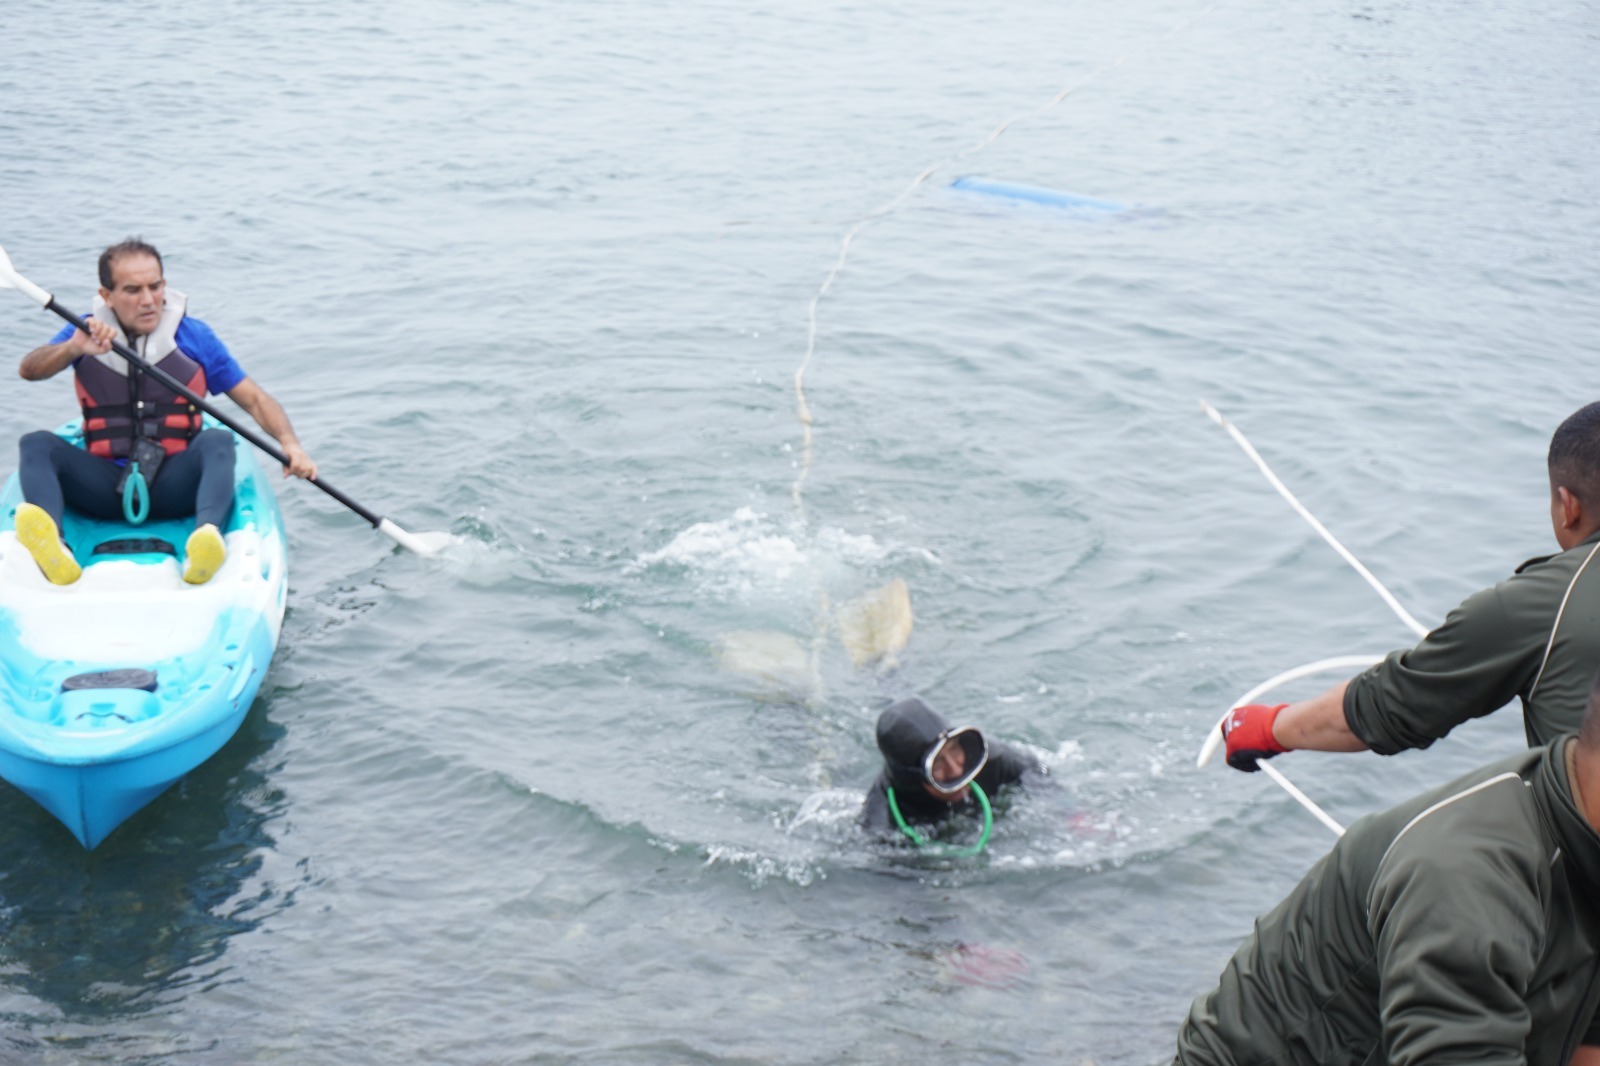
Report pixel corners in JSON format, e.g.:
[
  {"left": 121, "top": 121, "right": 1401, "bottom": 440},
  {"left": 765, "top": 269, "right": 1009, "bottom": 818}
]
[{"left": 951, "top": 176, "right": 1128, "bottom": 214}]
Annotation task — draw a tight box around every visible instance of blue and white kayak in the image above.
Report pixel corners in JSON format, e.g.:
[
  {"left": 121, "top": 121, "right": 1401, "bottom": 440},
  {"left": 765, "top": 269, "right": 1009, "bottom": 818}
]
[{"left": 0, "top": 419, "right": 287, "bottom": 848}]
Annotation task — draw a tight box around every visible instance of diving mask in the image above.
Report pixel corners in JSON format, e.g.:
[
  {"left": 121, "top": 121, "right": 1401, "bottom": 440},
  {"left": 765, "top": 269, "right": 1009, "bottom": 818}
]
[{"left": 922, "top": 725, "right": 989, "bottom": 795}]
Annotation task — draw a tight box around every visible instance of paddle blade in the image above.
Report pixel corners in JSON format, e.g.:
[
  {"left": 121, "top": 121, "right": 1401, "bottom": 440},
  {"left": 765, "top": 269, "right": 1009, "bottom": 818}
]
[
  {"left": 838, "top": 578, "right": 914, "bottom": 670},
  {"left": 0, "top": 245, "right": 52, "bottom": 306},
  {"left": 376, "top": 518, "right": 454, "bottom": 556}
]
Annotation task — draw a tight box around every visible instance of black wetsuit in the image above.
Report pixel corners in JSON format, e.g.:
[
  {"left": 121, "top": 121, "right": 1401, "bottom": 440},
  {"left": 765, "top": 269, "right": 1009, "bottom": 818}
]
[{"left": 859, "top": 697, "right": 1040, "bottom": 837}]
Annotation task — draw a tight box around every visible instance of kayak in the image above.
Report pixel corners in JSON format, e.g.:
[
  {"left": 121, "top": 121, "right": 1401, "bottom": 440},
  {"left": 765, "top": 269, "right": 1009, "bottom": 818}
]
[{"left": 0, "top": 419, "right": 287, "bottom": 848}]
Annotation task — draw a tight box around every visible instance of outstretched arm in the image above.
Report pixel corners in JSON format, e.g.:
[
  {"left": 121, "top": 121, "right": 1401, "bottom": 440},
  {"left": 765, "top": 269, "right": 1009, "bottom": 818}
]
[
  {"left": 1226, "top": 578, "right": 1543, "bottom": 771},
  {"left": 1272, "top": 681, "right": 1368, "bottom": 752},
  {"left": 1221, "top": 680, "right": 1369, "bottom": 772},
  {"left": 226, "top": 378, "right": 318, "bottom": 479}
]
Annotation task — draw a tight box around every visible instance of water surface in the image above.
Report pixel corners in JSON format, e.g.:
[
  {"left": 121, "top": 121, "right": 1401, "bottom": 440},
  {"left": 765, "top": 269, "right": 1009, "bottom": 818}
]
[{"left": 1, "top": 0, "right": 1596, "bottom": 1061}]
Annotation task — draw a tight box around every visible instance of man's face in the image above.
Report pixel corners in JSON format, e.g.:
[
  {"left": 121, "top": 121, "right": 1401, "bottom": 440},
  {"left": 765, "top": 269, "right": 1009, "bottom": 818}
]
[
  {"left": 925, "top": 738, "right": 970, "bottom": 803},
  {"left": 99, "top": 253, "right": 166, "bottom": 338}
]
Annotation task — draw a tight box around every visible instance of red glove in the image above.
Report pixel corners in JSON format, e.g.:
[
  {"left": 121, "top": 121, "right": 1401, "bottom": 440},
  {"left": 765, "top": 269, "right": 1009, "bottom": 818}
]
[{"left": 1221, "top": 703, "right": 1289, "bottom": 773}]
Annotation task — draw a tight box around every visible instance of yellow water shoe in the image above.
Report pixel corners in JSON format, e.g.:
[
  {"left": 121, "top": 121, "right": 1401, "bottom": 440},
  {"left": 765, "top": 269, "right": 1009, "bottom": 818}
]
[
  {"left": 14, "top": 502, "right": 81, "bottom": 585},
  {"left": 183, "top": 524, "right": 226, "bottom": 585}
]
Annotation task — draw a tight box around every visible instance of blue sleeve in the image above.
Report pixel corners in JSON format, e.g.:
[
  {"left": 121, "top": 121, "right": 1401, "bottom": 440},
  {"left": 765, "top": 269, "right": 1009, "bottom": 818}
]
[
  {"left": 48, "top": 322, "right": 75, "bottom": 345},
  {"left": 174, "top": 317, "right": 248, "bottom": 395}
]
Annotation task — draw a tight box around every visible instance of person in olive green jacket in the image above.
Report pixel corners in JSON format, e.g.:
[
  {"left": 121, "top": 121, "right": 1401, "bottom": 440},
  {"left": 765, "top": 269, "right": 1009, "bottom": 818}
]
[
  {"left": 1175, "top": 674, "right": 1600, "bottom": 1065},
  {"left": 1220, "top": 401, "right": 1600, "bottom": 771}
]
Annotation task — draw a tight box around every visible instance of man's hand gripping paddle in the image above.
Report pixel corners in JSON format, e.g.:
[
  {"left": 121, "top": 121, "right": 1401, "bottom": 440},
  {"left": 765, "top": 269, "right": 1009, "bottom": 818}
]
[{"left": 0, "top": 244, "right": 452, "bottom": 556}]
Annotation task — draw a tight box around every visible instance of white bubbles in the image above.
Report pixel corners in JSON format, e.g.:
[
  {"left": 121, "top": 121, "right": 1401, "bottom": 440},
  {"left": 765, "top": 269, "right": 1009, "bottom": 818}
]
[
  {"left": 629, "top": 507, "right": 892, "bottom": 603},
  {"left": 428, "top": 533, "right": 521, "bottom": 587},
  {"left": 700, "top": 843, "right": 822, "bottom": 887},
  {"left": 788, "top": 788, "right": 868, "bottom": 832},
  {"left": 1030, "top": 739, "right": 1085, "bottom": 772}
]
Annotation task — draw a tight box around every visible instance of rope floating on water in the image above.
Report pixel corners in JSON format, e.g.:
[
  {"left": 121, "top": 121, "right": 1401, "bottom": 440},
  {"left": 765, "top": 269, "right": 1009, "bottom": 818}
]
[
  {"left": 776, "top": 4, "right": 1221, "bottom": 709},
  {"left": 785, "top": 1, "right": 1222, "bottom": 526}
]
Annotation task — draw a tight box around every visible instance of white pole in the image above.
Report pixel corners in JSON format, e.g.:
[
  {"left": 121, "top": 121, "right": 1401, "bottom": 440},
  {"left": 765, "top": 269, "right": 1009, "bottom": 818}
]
[
  {"left": 1261, "top": 762, "right": 1346, "bottom": 836},
  {"left": 1200, "top": 400, "right": 1429, "bottom": 639},
  {"left": 1196, "top": 401, "right": 1438, "bottom": 838}
]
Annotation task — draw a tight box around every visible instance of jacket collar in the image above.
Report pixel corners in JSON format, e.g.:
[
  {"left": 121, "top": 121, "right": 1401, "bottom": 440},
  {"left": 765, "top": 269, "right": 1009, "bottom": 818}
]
[
  {"left": 1536, "top": 738, "right": 1600, "bottom": 889},
  {"left": 86, "top": 288, "right": 188, "bottom": 376}
]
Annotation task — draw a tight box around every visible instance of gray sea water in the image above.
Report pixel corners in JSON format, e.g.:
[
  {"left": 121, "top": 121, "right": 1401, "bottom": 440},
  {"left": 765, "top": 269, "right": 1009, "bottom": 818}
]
[{"left": 1, "top": 0, "right": 1597, "bottom": 1061}]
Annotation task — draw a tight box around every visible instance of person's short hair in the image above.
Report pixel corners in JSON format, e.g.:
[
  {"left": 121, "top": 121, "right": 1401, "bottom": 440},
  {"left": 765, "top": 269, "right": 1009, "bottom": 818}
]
[
  {"left": 1582, "top": 670, "right": 1600, "bottom": 751},
  {"left": 98, "top": 238, "right": 163, "bottom": 289},
  {"left": 1548, "top": 402, "right": 1600, "bottom": 505}
]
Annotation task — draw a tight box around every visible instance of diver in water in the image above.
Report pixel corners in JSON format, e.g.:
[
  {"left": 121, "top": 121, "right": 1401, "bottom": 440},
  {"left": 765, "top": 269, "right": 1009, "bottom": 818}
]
[{"left": 860, "top": 697, "right": 1042, "bottom": 853}]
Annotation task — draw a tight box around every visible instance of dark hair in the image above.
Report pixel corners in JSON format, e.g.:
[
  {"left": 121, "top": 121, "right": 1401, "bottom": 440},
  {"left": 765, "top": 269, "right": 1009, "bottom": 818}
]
[
  {"left": 98, "top": 238, "right": 163, "bottom": 289},
  {"left": 1548, "top": 403, "right": 1600, "bottom": 506},
  {"left": 1583, "top": 670, "right": 1600, "bottom": 752}
]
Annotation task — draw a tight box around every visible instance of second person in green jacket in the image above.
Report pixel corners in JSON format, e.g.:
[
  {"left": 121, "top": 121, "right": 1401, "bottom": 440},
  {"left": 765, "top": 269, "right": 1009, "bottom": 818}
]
[{"left": 1175, "top": 672, "right": 1600, "bottom": 1065}]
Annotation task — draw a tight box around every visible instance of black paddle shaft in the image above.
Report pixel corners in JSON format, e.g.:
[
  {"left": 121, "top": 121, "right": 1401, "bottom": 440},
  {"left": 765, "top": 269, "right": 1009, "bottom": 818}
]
[{"left": 45, "top": 298, "right": 383, "bottom": 528}]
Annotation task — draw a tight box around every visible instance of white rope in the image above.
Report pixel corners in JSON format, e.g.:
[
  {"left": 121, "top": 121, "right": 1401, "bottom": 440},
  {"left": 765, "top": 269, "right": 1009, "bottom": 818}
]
[
  {"left": 1261, "top": 762, "right": 1346, "bottom": 836},
  {"left": 785, "top": 2, "right": 1223, "bottom": 526},
  {"left": 1197, "top": 403, "right": 1441, "bottom": 837},
  {"left": 782, "top": 3, "right": 1222, "bottom": 708},
  {"left": 1201, "top": 400, "right": 1429, "bottom": 639}
]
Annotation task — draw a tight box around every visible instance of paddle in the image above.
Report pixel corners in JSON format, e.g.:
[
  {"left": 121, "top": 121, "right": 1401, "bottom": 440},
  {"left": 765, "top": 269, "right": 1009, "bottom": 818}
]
[{"left": 0, "top": 244, "right": 451, "bottom": 555}]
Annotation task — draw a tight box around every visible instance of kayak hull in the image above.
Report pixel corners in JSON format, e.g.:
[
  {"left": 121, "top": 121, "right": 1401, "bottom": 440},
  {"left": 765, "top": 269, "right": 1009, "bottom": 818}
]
[{"left": 0, "top": 420, "right": 287, "bottom": 848}]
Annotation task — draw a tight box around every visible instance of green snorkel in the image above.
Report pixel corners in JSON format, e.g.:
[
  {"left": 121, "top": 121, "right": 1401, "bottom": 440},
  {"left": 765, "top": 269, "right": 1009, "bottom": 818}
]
[{"left": 886, "top": 780, "right": 993, "bottom": 857}]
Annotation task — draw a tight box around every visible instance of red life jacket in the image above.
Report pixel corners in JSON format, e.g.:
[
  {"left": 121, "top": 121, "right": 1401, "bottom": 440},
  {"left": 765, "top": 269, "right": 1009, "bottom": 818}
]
[{"left": 74, "top": 348, "right": 207, "bottom": 460}]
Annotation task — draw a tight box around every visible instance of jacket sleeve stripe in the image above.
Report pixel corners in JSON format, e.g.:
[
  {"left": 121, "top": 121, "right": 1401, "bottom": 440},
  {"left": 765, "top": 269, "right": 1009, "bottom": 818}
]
[{"left": 1373, "top": 772, "right": 1526, "bottom": 883}]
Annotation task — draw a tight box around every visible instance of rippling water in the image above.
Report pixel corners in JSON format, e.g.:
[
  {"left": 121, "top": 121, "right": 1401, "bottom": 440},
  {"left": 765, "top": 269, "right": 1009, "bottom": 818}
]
[{"left": 0, "top": 0, "right": 1596, "bottom": 1061}]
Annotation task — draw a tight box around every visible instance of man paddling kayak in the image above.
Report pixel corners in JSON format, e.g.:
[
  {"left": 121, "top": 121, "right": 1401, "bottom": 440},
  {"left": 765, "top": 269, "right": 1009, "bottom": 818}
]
[
  {"left": 14, "top": 239, "right": 317, "bottom": 585},
  {"left": 861, "top": 697, "right": 1043, "bottom": 853},
  {"left": 1220, "top": 401, "right": 1600, "bottom": 769},
  {"left": 1175, "top": 673, "right": 1600, "bottom": 1066}
]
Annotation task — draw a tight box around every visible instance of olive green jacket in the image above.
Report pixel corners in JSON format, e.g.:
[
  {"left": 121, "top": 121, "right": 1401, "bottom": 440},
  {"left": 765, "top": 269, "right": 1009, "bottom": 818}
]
[
  {"left": 1175, "top": 740, "right": 1600, "bottom": 1065},
  {"left": 1346, "top": 531, "right": 1600, "bottom": 753}
]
